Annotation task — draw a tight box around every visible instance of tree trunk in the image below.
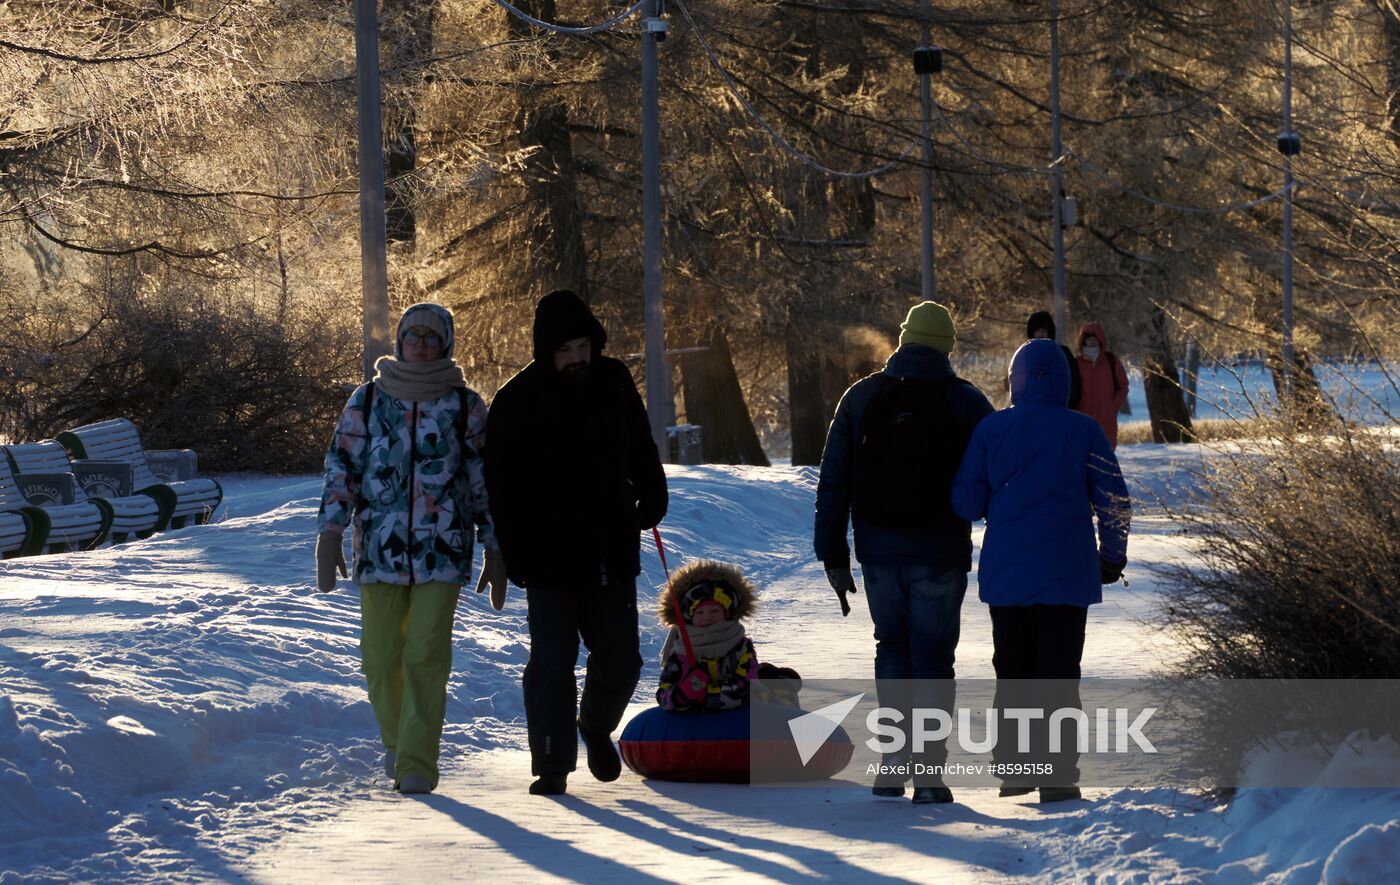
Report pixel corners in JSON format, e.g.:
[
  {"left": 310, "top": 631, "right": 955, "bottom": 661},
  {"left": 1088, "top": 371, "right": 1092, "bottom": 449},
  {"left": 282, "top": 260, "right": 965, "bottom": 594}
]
[
  {"left": 1183, "top": 338, "right": 1200, "bottom": 417},
  {"left": 1268, "top": 350, "right": 1333, "bottom": 428},
  {"left": 787, "top": 319, "right": 861, "bottom": 465},
  {"left": 509, "top": 1, "right": 590, "bottom": 301},
  {"left": 383, "top": 0, "right": 437, "bottom": 245},
  {"left": 1142, "top": 305, "right": 1195, "bottom": 443},
  {"left": 680, "top": 326, "right": 769, "bottom": 466},
  {"left": 1383, "top": 1, "right": 1400, "bottom": 149},
  {"left": 518, "top": 102, "right": 591, "bottom": 300}
]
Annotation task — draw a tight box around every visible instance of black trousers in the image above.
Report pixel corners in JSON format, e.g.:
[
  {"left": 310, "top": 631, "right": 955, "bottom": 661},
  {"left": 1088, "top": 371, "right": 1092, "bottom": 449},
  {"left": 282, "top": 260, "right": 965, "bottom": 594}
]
[
  {"left": 989, "top": 604, "right": 1088, "bottom": 787},
  {"left": 523, "top": 580, "right": 642, "bottom": 776}
]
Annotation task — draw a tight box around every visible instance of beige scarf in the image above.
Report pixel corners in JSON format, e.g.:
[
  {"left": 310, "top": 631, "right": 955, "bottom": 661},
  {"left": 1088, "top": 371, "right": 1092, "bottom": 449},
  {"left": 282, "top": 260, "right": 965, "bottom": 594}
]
[
  {"left": 660, "top": 618, "right": 746, "bottom": 664},
  {"left": 372, "top": 355, "right": 465, "bottom": 402}
]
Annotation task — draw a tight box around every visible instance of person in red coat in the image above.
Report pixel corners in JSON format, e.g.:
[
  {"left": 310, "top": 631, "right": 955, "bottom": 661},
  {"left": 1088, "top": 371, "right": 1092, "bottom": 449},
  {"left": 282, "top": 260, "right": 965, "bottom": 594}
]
[{"left": 1074, "top": 322, "right": 1130, "bottom": 449}]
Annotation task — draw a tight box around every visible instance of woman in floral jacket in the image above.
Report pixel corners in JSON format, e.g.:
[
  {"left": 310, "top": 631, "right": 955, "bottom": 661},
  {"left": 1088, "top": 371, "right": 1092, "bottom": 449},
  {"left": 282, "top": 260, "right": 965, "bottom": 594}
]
[{"left": 315, "top": 302, "right": 506, "bottom": 795}]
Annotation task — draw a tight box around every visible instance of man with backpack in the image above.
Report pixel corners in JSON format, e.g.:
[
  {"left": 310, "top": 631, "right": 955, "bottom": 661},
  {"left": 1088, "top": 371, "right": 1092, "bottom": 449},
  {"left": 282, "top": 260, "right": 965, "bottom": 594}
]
[{"left": 813, "top": 301, "right": 994, "bottom": 806}]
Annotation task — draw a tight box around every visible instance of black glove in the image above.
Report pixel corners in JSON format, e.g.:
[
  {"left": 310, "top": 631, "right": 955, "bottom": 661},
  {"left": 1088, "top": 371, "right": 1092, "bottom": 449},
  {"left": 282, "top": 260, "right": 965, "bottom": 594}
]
[
  {"left": 1100, "top": 557, "right": 1125, "bottom": 585},
  {"left": 474, "top": 546, "right": 508, "bottom": 610},
  {"left": 825, "top": 564, "right": 858, "bottom": 617}
]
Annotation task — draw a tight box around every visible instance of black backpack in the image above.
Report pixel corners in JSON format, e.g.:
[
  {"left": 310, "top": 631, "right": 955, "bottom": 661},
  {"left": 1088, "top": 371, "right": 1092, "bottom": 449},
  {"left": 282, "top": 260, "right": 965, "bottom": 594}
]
[{"left": 851, "top": 375, "right": 972, "bottom": 529}]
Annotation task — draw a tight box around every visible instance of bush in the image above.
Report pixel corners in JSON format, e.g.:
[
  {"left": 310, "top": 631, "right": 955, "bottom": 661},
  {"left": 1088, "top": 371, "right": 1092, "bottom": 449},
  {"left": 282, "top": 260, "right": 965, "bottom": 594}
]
[
  {"left": 1161, "top": 420, "right": 1400, "bottom": 679},
  {"left": 0, "top": 274, "right": 360, "bottom": 473}
]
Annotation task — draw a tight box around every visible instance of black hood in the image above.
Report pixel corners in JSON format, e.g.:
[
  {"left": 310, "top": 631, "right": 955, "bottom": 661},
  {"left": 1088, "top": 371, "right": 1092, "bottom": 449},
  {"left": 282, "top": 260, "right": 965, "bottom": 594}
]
[
  {"left": 1026, "top": 310, "right": 1056, "bottom": 341},
  {"left": 532, "top": 289, "right": 608, "bottom": 363}
]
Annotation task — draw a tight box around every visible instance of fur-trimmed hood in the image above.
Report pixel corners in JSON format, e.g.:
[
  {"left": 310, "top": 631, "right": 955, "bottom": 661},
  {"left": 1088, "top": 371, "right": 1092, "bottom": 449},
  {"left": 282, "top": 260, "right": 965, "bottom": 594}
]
[{"left": 658, "top": 559, "right": 758, "bottom": 626}]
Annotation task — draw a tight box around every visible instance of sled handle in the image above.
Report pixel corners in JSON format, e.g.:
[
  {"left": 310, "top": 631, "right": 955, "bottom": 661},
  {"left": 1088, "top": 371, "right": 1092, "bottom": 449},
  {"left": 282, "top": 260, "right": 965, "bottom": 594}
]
[{"left": 652, "top": 526, "right": 695, "bottom": 662}]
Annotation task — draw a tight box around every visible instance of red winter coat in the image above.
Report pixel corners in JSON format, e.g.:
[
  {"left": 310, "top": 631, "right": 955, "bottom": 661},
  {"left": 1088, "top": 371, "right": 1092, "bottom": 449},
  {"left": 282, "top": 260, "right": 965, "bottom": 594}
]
[{"left": 1074, "top": 322, "right": 1129, "bottom": 449}]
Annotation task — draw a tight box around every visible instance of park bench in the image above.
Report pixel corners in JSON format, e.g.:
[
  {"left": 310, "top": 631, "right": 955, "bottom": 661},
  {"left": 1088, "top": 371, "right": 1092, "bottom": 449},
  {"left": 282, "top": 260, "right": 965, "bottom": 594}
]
[
  {"left": 3, "top": 440, "right": 166, "bottom": 542},
  {"left": 0, "top": 507, "right": 44, "bottom": 558},
  {"left": 0, "top": 452, "right": 110, "bottom": 553},
  {"left": 57, "top": 419, "right": 222, "bottom": 529}
]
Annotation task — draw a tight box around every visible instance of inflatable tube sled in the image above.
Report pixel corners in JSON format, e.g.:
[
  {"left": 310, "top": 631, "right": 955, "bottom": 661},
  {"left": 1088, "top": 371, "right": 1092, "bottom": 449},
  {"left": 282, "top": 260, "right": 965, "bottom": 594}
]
[{"left": 619, "top": 705, "right": 853, "bottom": 783}]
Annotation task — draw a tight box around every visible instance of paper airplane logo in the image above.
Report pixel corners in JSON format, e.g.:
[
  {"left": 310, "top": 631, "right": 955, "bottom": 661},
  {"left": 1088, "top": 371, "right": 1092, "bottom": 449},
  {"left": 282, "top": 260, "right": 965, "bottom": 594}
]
[{"left": 788, "top": 694, "right": 864, "bottom": 765}]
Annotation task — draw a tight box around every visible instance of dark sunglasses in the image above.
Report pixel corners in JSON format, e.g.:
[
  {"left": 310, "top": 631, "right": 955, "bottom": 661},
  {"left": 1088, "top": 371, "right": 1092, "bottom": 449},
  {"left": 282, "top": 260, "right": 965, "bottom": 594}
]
[{"left": 402, "top": 330, "right": 443, "bottom": 348}]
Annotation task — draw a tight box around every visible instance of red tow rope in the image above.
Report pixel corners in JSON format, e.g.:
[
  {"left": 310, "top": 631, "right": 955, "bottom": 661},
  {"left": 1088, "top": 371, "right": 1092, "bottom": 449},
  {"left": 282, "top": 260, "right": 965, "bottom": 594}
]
[{"left": 652, "top": 526, "right": 695, "bottom": 662}]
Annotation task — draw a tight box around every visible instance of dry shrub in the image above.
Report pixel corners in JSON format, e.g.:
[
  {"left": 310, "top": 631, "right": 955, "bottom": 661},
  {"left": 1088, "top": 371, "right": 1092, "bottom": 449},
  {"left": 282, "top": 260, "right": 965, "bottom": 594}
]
[
  {"left": 1118, "top": 417, "right": 1279, "bottom": 446},
  {"left": 1161, "top": 419, "right": 1400, "bottom": 679},
  {"left": 0, "top": 274, "right": 359, "bottom": 473}
]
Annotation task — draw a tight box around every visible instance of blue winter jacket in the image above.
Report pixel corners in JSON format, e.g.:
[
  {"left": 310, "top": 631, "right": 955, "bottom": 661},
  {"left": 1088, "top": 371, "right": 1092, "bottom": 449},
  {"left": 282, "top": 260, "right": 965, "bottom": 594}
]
[
  {"left": 951, "top": 339, "right": 1131, "bottom": 607},
  {"left": 814, "top": 344, "right": 995, "bottom": 570}
]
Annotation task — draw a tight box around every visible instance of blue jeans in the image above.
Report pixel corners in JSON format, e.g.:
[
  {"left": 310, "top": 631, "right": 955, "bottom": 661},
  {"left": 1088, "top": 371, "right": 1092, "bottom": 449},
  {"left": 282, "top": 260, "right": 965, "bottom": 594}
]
[
  {"left": 862, "top": 563, "right": 968, "bottom": 784},
  {"left": 863, "top": 563, "right": 967, "bottom": 681}
]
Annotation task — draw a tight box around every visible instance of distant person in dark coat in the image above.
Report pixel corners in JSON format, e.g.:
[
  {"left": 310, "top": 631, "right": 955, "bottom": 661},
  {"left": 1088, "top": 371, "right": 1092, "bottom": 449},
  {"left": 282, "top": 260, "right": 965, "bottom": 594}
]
[
  {"left": 484, "top": 290, "right": 668, "bottom": 797},
  {"left": 952, "top": 338, "right": 1131, "bottom": 804},
  {"left": 1026, "top": 310, "right": 1082, "bottom": 409}
]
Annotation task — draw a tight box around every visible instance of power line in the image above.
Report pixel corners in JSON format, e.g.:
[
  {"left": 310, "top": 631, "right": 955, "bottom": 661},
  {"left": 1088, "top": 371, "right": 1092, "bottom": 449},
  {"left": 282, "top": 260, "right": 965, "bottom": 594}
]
[
  {"left": 485, "top": 0, "right": 649, "bottom": 35},
  {"left": 674, "top": 0, "right": 919, "bottom": 180}
]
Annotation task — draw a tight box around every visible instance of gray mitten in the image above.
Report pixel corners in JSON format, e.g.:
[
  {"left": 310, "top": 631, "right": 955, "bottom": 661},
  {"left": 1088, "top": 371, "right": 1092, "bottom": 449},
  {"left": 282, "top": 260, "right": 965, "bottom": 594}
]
[{"left": 316, "top": 532, "right": 348, "bottom": 592}]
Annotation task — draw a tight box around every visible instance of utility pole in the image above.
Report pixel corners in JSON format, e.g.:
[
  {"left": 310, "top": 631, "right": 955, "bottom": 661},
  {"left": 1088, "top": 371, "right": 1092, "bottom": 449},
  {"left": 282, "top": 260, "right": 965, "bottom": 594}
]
[
  {"left": 914, "top": 2, "right": 941, "bottom": 302},
  {"left": 1049, "top": 0, "right": 1068, "bottom": 344},
  {"left": 354, "top": 0, "right": 391, "bottom": 381},
  {"left": 1279, "top": 0, "right": 1300, "bottom": 398},
  {"left": 642, "top": 0, "right": 673, "bottom": 460}
]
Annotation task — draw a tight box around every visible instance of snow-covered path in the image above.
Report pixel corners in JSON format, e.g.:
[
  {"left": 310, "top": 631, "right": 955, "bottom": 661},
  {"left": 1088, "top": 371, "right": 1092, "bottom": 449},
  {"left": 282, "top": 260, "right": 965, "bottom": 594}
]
[
  {"left": 4, "top": 449, "right": 1398, "bottom": 883},
  {"left": 249, "top": 747, "right": 1060, "bottom": 883}
]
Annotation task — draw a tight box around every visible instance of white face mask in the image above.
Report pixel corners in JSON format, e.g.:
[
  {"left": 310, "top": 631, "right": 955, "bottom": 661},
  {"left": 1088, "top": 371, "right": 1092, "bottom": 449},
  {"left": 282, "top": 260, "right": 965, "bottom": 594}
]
[{"left": 1082, "top": 343, "right": 1101, "bottom": 360}]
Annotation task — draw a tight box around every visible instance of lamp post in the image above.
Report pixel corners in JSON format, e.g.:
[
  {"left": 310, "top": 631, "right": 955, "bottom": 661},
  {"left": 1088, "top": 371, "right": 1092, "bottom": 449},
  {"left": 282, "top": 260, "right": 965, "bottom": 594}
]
[
  {"left": 641, "top": 0, "right": 673, "bottom": 459},
  {"left": 1049, "top": 0, "right": 1067, "bottom": 344},
  {"left": 914, "top": 2, "right": 942, "bottom": 302}
]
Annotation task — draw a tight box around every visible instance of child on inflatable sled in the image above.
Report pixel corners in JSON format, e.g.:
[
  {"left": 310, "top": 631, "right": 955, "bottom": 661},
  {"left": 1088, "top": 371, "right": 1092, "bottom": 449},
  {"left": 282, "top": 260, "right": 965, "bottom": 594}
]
[{"left": 656, "top": 560, "right": 800, "bottom": 711}]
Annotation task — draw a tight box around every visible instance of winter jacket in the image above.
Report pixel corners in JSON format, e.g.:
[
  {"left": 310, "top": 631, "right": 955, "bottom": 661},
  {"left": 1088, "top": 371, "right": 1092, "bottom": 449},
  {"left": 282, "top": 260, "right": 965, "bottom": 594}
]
[
  {"left": 657, "top": 636, "right": 759, "bottom": 712},
  {"left": 484, "top": 293, "right": 667, "bottom": 589},
  {"left": 318, "top": 383, "right": 496, "bottom": 586},
  {"left": 951, "top": 338, "right": 1131, "bottom": 607},
  {"left": 655, "top": 560, "right": 760, "bottom": 712},
  {"left": 814, "top": 344, "right": 995, "bottom": 570},
  {"left": 1074, "top": 322, "right": 1130, "bottom": 449}
]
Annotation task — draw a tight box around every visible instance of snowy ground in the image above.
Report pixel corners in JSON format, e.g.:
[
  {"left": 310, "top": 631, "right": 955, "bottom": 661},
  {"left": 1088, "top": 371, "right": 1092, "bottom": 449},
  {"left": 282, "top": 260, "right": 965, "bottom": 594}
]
[{"left": 2, "top": 447, "right": 1399, "bottom": 883}]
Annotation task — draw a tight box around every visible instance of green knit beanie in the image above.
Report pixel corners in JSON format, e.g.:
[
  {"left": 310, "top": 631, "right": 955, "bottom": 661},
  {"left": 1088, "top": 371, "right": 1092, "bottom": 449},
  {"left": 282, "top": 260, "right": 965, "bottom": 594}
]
[{"left": 898, "top": 301, "right": 956, "bottom": 353}]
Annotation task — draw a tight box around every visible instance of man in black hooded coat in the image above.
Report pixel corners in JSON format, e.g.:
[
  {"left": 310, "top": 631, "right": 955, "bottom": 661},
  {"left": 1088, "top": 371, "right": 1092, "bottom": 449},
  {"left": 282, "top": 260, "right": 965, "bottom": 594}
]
[
  {"left": 484, "top": 289, "right": 668, "bottom": 796},
  {"left": 1022, "top": 310, "right": 1082, "bottom": 409}
]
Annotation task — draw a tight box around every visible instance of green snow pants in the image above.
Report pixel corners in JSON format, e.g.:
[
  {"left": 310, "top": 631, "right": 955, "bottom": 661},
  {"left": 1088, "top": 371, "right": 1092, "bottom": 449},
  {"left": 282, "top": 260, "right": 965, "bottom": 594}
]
[{"left": 359, "top": 581, "right": 461, "bottom": 788}]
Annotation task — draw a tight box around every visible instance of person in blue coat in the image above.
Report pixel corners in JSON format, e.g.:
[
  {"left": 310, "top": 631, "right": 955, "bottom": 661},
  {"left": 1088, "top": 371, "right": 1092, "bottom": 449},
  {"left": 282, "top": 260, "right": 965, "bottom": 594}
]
[{"left": 951, "top": 337, "right": 1131, "bottom": 803}]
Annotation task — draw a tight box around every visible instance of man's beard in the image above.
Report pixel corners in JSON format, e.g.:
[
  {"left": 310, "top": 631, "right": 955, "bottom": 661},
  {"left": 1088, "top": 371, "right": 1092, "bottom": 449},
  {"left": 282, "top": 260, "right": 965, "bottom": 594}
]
[{"left": 560, "top": 362, "right": 590, "bottom": 381}]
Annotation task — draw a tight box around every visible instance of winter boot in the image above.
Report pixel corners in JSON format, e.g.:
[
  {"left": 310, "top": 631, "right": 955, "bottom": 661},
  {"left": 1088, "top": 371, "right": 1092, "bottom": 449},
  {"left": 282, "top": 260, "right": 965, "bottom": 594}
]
[
  {"left": 383, "top": 750, "right": 396, "bottom": 780},
  {"left": 397, "top": 773, "right": 433, "bottom": 795},
  {"left": 998, "top": 785, "right": 1035, "bottom": 798},
  {"left": 578, "top": 721, "right": 621, "bottom": 782},
  {"left": 872, "top": 753, "right": 909, "bottom": 798},
  {"left": 912, "top": 786, "right": 954, "bottom": 805},
  {"left": 530, "top": 773, "right": 568, "bottom": 796},
  {"left": 1039, "top": 785, "right": 1084, "bottom": 803}
]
